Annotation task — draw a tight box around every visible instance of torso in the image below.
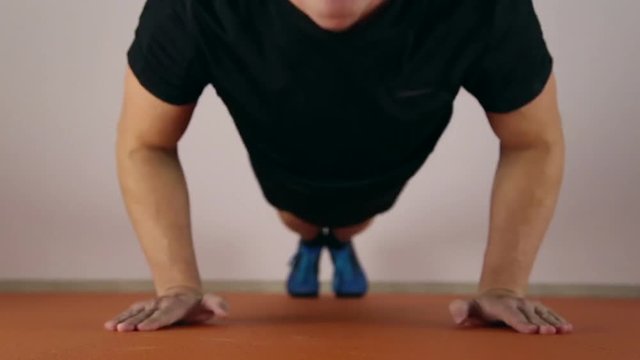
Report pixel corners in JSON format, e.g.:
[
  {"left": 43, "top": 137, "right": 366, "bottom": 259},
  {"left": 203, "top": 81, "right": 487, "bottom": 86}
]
[{"left": 188, "top": 0, "right": 491, "bottom": 186}]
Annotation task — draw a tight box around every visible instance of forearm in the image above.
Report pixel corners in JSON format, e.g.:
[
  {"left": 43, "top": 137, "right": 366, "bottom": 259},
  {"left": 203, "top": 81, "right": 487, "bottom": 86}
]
[
  {"left": 117, "top": 144, "right": 201, "bottom": 296},
  {"left": 479, "top": 142, "right": 564, "bottom": 296}
]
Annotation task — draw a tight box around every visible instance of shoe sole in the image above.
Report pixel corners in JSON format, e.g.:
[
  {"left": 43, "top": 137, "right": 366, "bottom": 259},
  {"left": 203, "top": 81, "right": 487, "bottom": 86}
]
[
  {"left": 288, "top": 292, "right": 319, "bottom": 298},
  {"left": 287, "top": 290, "right": 320, "bottom": 298},
  {"left": 335, "top": 292, "right": 367, "bottom": 298}
]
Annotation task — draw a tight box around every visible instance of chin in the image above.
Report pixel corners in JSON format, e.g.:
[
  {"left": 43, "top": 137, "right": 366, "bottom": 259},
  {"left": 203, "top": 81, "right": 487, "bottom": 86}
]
[
  {"left": 316, "top": 0, "right": 366, "bottom": 13},
  {"left": 299, "top": 0, "right": 379, "bottom": 30},
  {"left": 313, "top": 17, "right": 357, "bottom": 31}
]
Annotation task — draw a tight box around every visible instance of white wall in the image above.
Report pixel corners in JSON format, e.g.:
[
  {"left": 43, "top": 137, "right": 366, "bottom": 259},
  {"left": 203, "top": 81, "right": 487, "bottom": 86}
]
[{"left": 1, "top": 1, "right": 638, "bottom": 284}]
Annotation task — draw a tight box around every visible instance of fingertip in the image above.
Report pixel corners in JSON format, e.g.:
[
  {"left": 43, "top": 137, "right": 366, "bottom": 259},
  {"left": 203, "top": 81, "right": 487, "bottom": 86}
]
[
  {"left": 116, "top": 323, "right": 134, "bottom": 332},
  {"left": 137, "top": 323, "right": 158, "bottom": 332},
  {"left": 212, "top": 306, "right": 229, "bottom": 317},
  {"left": 448, "top": 299, "right": 471, "bottom": 325},
  {"left": 560, "top": 324, "right": 574, "bottom": 334},
  {"left": 459, "top": 318, "right": 484, "bottom": 328},
  {"left": 540, "top": 325, "right": 557, "bottom": 335},
  {"left": 517, "top": 324, "right": 538, "bottom": 334}
]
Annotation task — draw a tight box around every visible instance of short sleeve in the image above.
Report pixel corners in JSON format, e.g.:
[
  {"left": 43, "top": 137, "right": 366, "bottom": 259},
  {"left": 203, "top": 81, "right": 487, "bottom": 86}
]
[
  {"left": 462, "top": 0, "right": 553, "bottom": 113},
  {"left": 127, "top": 0, "right": 209, "bottom": 105}
]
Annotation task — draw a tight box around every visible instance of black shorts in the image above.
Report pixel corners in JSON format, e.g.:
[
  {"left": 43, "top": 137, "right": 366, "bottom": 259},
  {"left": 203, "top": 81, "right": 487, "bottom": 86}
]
[
  {"left": 258, "top": 177, "right": 405, "bottom": 228},
  {"left": 247, "top": 148, "right": 426, "bottom": 228},
  {"left": 247, "top": 152, "right": 409, "bottom": 228}
]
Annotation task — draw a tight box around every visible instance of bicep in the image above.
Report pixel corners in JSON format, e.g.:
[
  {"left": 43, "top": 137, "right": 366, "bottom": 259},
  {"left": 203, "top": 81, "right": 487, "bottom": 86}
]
[
  {"left": 487, "top": 73, "right": 563, "bottom": 150},
  {"left": 117, "top": 66, "right": 197, "bottom": 151}
]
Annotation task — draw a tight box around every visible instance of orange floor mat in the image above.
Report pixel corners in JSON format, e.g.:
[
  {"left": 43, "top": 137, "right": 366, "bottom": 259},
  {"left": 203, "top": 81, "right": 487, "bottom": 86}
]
[{"left": 0, "top": 293, "right": 638, "bottom": 360}]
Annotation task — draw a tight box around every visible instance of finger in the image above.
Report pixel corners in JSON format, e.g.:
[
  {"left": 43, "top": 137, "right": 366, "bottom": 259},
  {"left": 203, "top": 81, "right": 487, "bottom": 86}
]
[
  {"left": 544, "top": 310, "right": 574, "bottom": 334},
  {"left": 187, "top": 312, "right": 215, "bottom": 324},
  {"left": 202, "top": 294, "right": 229, "bottom": 317},
  {"left": 535, "top": 306, "right": 562, "bottom": 327},
  {"left": 104, "top": 306, "right": 145, "bottom": 331},
  {"left": 520, "top": 305, "right": 556, "bottom": 335},
  {"left": 448, "top": 299, "right": 486, "bottom": 327},
  {"left": 137, "top": 303, "right": 191, "bottom": 331},
  {"left": 448, "top": 299, "right": 471, "bottom": 325},
  {"left": 459, "top": 317, "right": 486, "bottom": 327},
  {"left": 117, "top": 307, "right": 157, "bottom": 332},
  {"left": 493, "top": 304, "right": 538, "bottom": 334}
]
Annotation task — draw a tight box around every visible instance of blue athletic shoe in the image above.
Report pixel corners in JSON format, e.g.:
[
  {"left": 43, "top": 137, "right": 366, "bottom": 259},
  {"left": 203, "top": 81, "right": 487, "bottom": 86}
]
[
  {"left": 287, "top": 236, "right": 323, "bottom": 297},
  {"left": 327, "top": 233, "right": 368, "bottom": 297}
]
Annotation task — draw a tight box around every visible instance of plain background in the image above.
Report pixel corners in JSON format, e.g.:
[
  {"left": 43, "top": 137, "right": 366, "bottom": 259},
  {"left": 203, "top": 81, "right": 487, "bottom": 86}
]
[{"left": 1, "top": 0, "right": 638, "bottom": 285}]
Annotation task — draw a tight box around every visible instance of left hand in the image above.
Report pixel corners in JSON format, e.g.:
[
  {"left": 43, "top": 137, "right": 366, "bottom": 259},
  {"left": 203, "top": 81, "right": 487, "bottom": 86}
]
[{"left": 449, "top": 289, "right": 573, "bottom": 335}]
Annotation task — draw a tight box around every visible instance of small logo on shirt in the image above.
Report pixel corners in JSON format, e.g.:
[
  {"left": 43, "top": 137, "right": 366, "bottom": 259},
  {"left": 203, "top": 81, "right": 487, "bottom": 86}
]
[{"left": 395, "top": 88, "right": 434, "bottom": 98}]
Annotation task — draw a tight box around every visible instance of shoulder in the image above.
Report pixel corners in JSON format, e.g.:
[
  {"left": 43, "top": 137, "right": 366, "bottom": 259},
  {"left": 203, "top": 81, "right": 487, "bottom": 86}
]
[{"left": 424, "top": 0, "right": 541, "bottom": 39}]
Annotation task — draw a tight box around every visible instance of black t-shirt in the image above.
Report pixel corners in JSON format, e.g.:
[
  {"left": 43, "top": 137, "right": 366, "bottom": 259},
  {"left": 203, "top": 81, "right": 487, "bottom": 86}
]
[{"left": 128, "top": 0, "right": 553, "bottom": 192}]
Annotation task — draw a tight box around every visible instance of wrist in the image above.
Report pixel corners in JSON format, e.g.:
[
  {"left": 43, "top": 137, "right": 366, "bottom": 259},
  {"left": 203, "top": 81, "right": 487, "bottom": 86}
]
[
  {"left": 158, "top": 285, "right": 203, "bottom": 298},
  {"left": 479, "top": 267, "right": 529, "bottom": 297},
  {"left": 478, "top": 287, "right": 525, "bottom": 298}
]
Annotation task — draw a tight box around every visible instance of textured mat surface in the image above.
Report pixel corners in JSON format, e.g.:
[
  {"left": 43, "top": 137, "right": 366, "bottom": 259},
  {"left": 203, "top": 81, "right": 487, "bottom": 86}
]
[{"left": 0, "top": 293, "right": 639, "bottom": 360}]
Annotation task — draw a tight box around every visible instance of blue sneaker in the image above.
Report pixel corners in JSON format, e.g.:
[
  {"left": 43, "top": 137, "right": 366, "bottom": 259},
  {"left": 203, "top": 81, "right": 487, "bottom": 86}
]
[
  {"left": 327, "top": 233, "right": 368, "bottom": 297},
  {"left": 286, "top": 236, "right": 323, "bottom": 297}
]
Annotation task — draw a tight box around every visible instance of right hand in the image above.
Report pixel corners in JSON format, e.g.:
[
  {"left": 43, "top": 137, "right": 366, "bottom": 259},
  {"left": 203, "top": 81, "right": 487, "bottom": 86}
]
[{"left": 104, "top": 289, "right": 229, "bottom": 332}]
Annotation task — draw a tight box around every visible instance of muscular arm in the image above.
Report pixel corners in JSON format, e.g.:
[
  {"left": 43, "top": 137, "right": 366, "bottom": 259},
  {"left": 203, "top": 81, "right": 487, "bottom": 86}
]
[
  {"left": 478, "top": 74, "right": 565, "bottom": 296},
  {"left": 116, "top": 66, "right": 201, "bottom": 296}
]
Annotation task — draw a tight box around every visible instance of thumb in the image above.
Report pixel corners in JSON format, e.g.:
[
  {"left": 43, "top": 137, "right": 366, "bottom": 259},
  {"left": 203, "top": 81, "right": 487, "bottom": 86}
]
[
  {"left": 449, "top": 299, "right": 484, "bottom": 327},
  {"left": 201, "top": 294, "right": 229, "bottom": 317},
  {"left": 449, "top": 299, "right": 471, "bottom": 324}
]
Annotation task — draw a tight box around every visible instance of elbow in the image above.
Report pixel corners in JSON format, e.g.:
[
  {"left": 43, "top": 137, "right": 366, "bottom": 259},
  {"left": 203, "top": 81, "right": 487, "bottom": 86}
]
[
  {"left": 499, "top": 134, "right": 565, "bottom": 176},
  {"left": 500, "top": 131, "right": 565, "bottom": 155},
  {"left": 116, "top": 136, "right": 178, "bottom": 166},
  {"left": 116, "top": 129, "right": 178, "bottom": 162}
]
